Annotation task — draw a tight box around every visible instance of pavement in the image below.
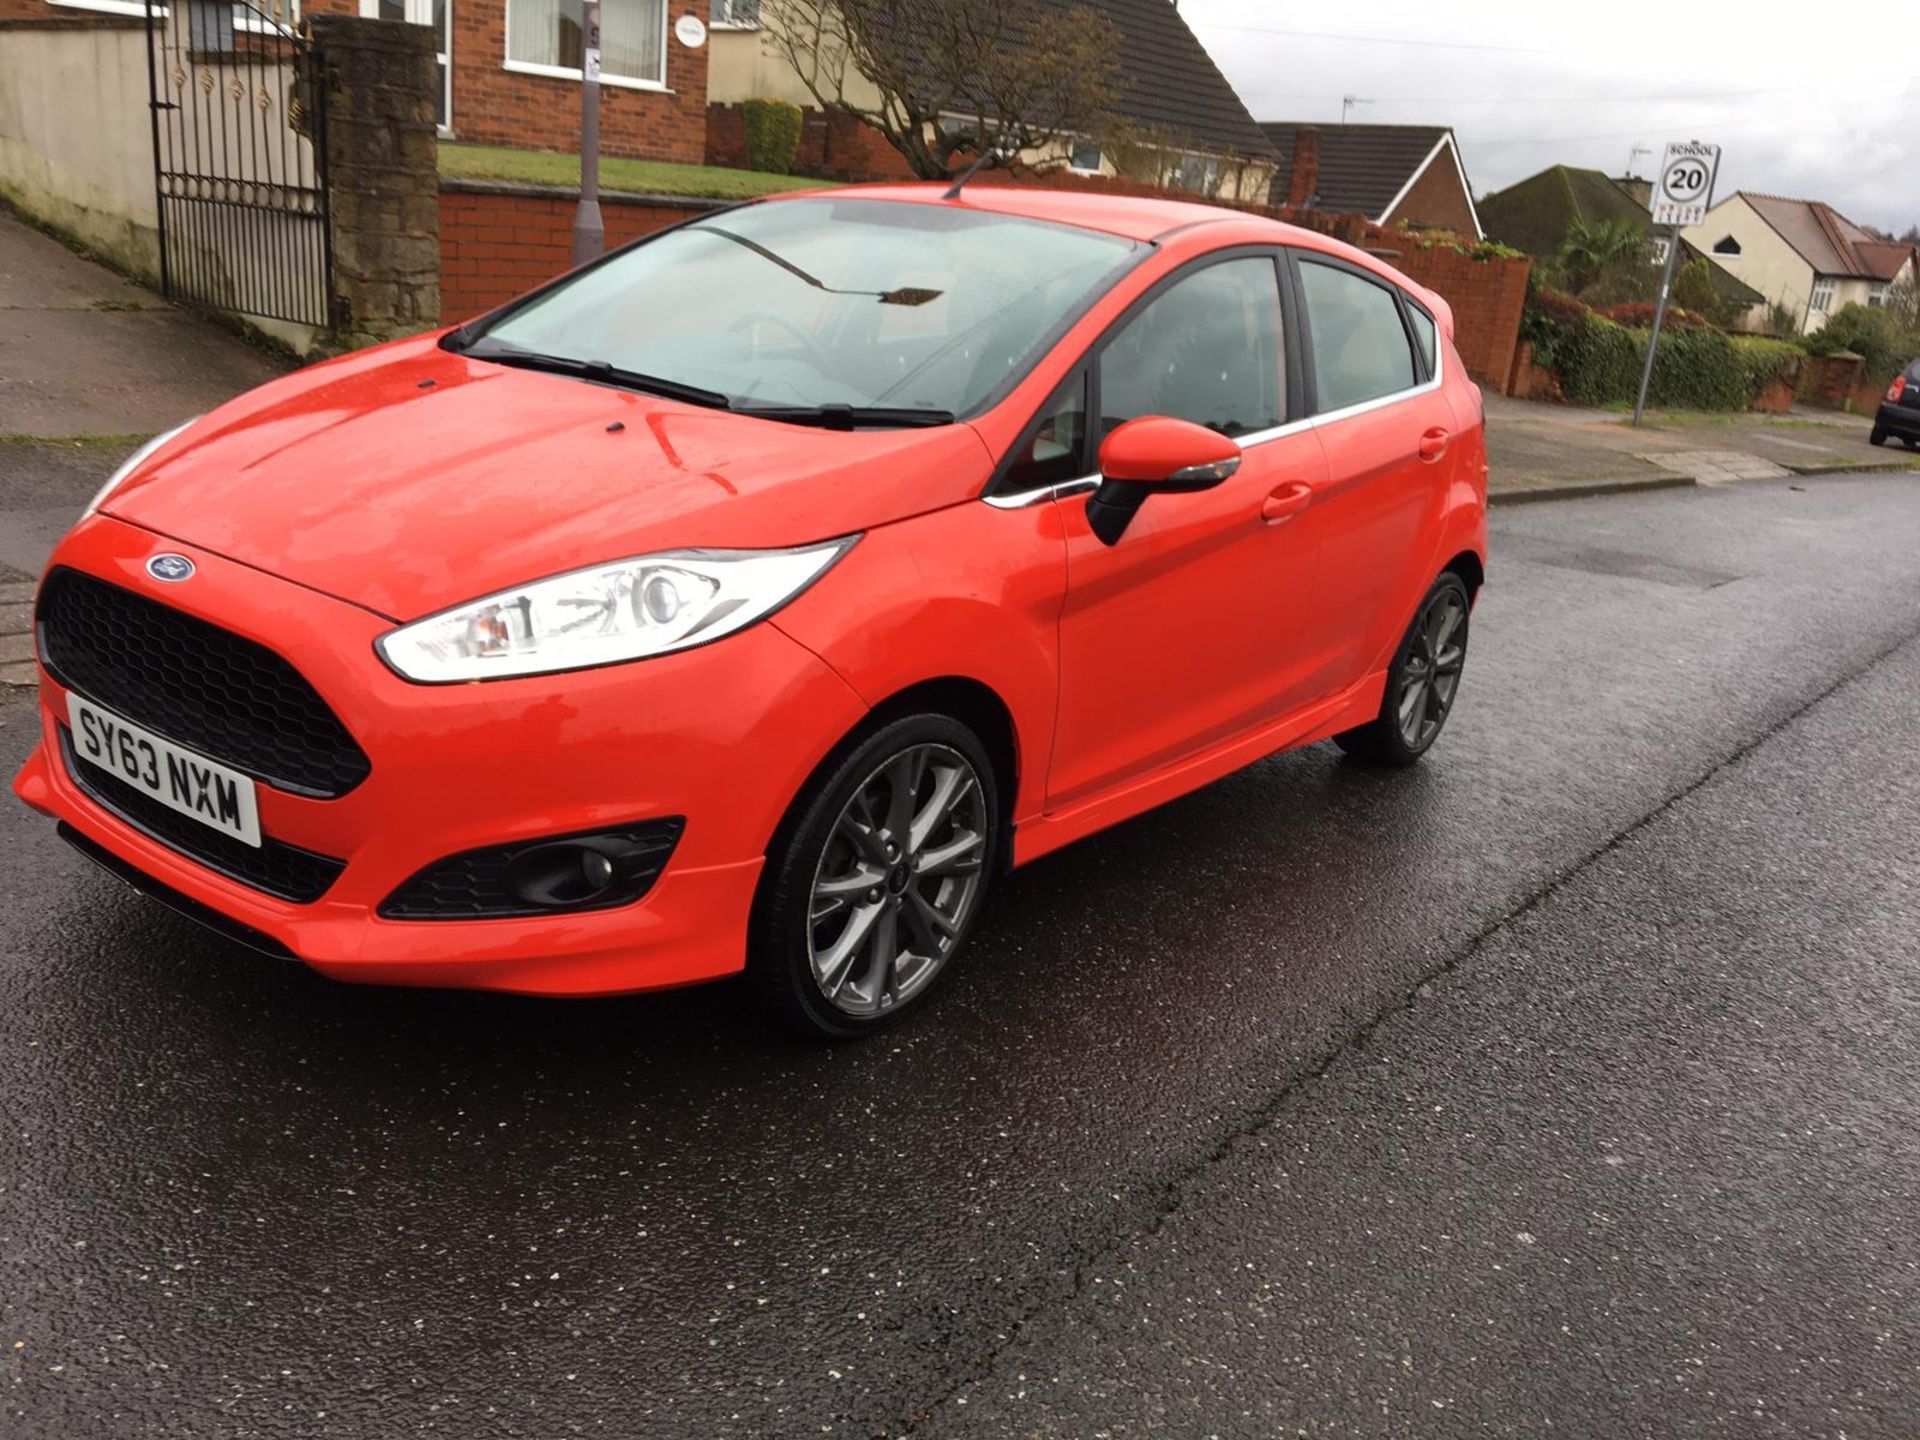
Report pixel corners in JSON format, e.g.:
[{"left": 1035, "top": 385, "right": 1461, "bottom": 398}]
[
  {"left": 1484, "top": 390, "right": 1920, "bottom": 502},
  {"left": 4, "top": 457, "right": 1920, "bottom": 1437},
  {"left": 0, "top": 210, "right": 287, "bottom": 442}
]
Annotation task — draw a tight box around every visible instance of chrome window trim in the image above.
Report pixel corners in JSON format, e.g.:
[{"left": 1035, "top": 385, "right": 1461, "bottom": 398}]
[
  {"left": 981, "top": 273, "right": 1445, "bottom": 510},
  {"left": 983, "top": 474, "right": 1100, "bottom": 510}
]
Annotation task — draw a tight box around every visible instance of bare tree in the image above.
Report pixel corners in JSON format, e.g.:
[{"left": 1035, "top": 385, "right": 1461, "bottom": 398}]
[{"left": 760, "top": 0, "right": 1128, "bottom": 181}]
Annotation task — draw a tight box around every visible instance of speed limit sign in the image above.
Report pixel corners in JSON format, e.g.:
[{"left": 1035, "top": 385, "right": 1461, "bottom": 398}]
[{"left": 1650, "top": 141, "right": 1720, "bottom": 227}]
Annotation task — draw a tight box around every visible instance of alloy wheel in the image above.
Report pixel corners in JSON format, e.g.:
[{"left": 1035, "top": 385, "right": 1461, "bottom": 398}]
[
  {"left": 1396, "top": 588, "right": 1468, "bottom": 749},
  {"left": 807, "top": 743, "right": 988, "bottom": 1017}
]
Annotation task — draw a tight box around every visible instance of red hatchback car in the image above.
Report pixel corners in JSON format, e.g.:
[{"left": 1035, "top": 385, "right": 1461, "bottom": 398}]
[{"left": 15, "top": 186, "right": 1486, "bottom": 1037}]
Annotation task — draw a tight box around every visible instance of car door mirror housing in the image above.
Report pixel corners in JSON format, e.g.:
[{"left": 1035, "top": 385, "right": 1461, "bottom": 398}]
[{"left": 1087, "top": 417, "right": 1244, "bottom": 545}]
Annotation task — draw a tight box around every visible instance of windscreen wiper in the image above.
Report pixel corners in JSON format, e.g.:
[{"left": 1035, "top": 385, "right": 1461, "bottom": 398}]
[
  {"left": 732, "top": 403, "right": 956, "bottom": 430},
  {"left": 463, "top": 342, "right": 733, "bottom": 410}
]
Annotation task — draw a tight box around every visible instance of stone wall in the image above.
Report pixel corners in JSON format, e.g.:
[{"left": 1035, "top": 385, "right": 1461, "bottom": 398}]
[{"left": 309, "top": 13, "right": 439, "bottom": 345}]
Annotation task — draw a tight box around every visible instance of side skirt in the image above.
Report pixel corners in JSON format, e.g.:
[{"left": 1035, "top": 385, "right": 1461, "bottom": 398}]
[{"left": 1010, "top": 668, "right": 1389, "bottom": 867}]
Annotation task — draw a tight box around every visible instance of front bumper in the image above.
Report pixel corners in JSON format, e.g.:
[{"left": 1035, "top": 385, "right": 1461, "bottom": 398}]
[
  {"left": 1875, "top": 402, "right": 1920, "bottom": 441},
  {"left": 13, "top": 515, "right": 868, "bottom": 995}
]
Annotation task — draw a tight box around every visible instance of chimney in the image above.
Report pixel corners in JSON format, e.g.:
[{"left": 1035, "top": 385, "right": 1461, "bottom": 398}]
[{"left": 1287, "top": 126, "right": 1320, "bottom": 208}]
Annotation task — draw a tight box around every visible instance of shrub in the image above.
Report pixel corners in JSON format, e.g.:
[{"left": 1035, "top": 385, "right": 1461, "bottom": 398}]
[
  {"left": 1670, "top": 257, "right": 1733, "bottom": 326},
  {"left": 1599, "top": 302, "right": 1709, "bottom": 331},
  {"left": 1804, "top": 301, "right": 1919, "bottom": 380},
  {"left": 741, "top": 98, "right": 803, "bottom": 176},
  {"left": 1522, "top": 285, "right": 1804, "bottom": 408}
]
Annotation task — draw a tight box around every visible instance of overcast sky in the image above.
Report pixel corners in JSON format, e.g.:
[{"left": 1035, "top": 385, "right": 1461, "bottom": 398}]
[{"left": 1181, "top": 0, "right": 1919, "bottom": 235}]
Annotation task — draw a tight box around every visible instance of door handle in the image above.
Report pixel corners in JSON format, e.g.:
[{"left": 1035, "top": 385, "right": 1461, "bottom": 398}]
[
  {"left": 1418, "top": 427, "right": 1450, "bottom": 462},
  {"left": 1260, "top": 481, "right": 1313, "bottom": 523}
]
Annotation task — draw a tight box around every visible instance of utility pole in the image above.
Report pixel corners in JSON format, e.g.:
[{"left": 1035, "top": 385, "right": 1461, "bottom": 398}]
[{"left": 570, "top": 0, "right": 605, "bottom": 266}]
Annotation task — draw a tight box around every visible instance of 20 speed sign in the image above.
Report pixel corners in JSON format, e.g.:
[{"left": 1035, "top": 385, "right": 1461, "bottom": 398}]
[{"left": 1651, "top": 141, "right": 1720, "bottom": 227}]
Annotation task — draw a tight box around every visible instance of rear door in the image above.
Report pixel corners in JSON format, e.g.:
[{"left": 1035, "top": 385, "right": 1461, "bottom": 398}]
[
  {"left": 1288, "top": 254, "right": 1456, "bottom": 689},
  {"left": 1046, "top": 251, "right": 1334, "bottom": 811}
]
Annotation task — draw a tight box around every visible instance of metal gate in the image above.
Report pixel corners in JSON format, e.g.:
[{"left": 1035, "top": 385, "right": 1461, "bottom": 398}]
[{"left": 144, "top": 0, "right": 335, "bottom": 328}]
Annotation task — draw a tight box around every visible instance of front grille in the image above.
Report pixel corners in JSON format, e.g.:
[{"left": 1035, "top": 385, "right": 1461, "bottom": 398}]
[
  {"left": 36, "top": 567, "right": 371, "bottom": 798},
  {"left": 60, "top": 726, "right": 346, "bottom": 903},
  {"left": 381, "top": 819, "right": 685, "bottom": 919}
]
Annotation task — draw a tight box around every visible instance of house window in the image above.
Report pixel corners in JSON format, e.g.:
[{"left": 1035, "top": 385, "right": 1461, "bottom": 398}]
[
  {"left": 1712, "top": 235, "right": 1741, "bottom": 256},
  {"left": 1174, "top": 154, "right": 1221, "bottom": 198},
  {"left": 507, "top": 0, "right": 666, "bottom": 88},
  {"left": 1810, "top": 278, "right": 1835, "bottom": 314},
  {"left": 1868, "top": 283, "right": 1889, "bottom": 308},
  {"left": 710, "top": 0, "right": 757, "bottom": 26},
  {"left": 1068, "top": 140, "right": 1103, "bottom": 174}
]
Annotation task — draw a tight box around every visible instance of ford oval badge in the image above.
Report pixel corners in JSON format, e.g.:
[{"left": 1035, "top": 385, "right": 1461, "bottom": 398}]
[{"left": 147, "top": 553, "right": 195, "bottom": 582}]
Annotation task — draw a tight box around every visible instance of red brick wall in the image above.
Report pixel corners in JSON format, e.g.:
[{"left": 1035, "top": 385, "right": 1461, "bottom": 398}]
[
  {"left": 1383, "top": 150, "right": 1478, "bottom": 239},
  {"left": 448, "top": 0, "right": 708, "bottom": 163},
  {"left": 1391, "top": 243, "right": 1531, "bottom": 392},
  {"left": 438, "top": 180, "right": 721, "bottom": 319},
  {"left": 705, "top": 102, "right": 918, "bottom": 182}
]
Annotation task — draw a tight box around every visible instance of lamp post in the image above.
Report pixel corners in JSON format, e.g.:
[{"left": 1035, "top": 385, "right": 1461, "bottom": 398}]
[{"left": 570, "top": 0, "right": 605, "bottom": 266}]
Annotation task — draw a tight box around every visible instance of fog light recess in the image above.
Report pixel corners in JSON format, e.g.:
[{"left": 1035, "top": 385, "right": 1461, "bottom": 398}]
[{"left": 379, "top": 818, "right": 686, "bottom": 919}]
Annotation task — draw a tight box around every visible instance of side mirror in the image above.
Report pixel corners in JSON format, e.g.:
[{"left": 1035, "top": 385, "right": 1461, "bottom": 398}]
[{"left": 1086, "top": 416, "right": 1243, "bottom": 545}]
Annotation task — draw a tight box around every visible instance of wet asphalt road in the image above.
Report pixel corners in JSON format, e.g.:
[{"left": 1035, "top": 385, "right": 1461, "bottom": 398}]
[{"left": 3, "top": 461, "right": 1919, "bottom": 1438}]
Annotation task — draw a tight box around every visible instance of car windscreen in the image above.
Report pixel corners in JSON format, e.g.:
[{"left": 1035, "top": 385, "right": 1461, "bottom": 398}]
[{"left": 461, "top": 198, "right": 1144, "bottom": 420}]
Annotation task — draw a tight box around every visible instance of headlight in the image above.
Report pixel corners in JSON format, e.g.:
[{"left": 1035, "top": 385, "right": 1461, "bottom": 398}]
[
  {"left": 376, "top": 539, "right": 858, "bottom": 682},
  {"left": 84, "top": 419, "right": 197, "bottom": 518}
]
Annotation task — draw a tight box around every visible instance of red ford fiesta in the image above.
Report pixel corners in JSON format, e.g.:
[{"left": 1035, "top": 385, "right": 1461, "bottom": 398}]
[{"left": 14, "top": 185, "right": 1486, "bottom": 1037}]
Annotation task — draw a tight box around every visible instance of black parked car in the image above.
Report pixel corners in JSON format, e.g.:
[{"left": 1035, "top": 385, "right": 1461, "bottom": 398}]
[{"left": 1870, "top": 358, "right": 1920, "bottom": 447}]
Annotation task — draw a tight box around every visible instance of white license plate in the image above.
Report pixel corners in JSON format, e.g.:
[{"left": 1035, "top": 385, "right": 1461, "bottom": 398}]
[{"left": 67, "top": 693, "right": 262, "bottom": 848}]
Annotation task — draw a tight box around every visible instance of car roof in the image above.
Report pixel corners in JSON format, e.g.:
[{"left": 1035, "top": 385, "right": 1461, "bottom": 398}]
[{"left": 761, "top": 182, "right": 1285, "bottom": 244}]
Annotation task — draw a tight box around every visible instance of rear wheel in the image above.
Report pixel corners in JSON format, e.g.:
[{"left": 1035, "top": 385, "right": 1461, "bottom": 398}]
[
  {"left": 750, "top": 715, "right": 997, "bottom": 1039},
  {"left": 1334, "top": 573, "right": 1471, "bottom": 767},
  {"left": 1870, "top": 426, "right": 1887, "bottom": 446}
]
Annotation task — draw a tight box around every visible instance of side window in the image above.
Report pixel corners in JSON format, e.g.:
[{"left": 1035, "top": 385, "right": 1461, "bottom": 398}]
[
  {"left": 1407, "top": 302, "right": 1438, "bottom": 377},
  {"left": 1298, "top": 260, "right": 1417, "bottom": 413},
  {"left": 1002, "top": 372, "right": 1089, "bottom": 491},
  {"left": 1097, "top": 257, "right": 1283, "bottom": 439}
]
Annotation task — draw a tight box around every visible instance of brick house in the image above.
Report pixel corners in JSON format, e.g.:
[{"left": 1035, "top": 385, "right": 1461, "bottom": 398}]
[
  {"left": 0, "top": 0, "right": 715, "bottom": 162},
  {"left": 1258, "top": 123, "right": 1482, "bottom": 238},
  {"left": 1680, "top": 193, "right": 1919, "bottom": 335},
  {"left": 704, "top": 0, "right": 1278, "bottom": 201}
]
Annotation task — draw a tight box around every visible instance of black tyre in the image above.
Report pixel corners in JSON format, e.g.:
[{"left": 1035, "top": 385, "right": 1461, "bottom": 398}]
[
  {"left": 1334, "top": 573, "right": 1471, "bottom": 767},
  {"left": 1870, "top": 426, "right": 1887, "bottom": 446},
  {"left": 749, "top": 714, "right": 998, "bottom": 1039}
]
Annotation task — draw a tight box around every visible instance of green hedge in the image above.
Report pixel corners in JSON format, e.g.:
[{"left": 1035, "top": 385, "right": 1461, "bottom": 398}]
[
  {"left": 1525, "top": 288, "right": 1803, "bottom": 409},
  {"left": 741, "top": 98, "right": 803, "bottom": 176}
]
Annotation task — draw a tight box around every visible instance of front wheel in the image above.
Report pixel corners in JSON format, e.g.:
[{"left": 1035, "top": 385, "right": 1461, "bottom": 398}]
[
  {"left": 1335, "top": 573, "right": 1471, "bottom": 767},
  {"left": 750, "top": 715, "right": 998, "bottom": 1039},
  {"left": 1870, "top": 426, "right": 1887, "bottom": 447}
]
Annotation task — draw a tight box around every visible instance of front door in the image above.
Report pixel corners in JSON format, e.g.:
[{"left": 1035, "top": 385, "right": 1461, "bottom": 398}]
[{"left": 1048, "top": 253, "right": 1335, "bottom": 811}]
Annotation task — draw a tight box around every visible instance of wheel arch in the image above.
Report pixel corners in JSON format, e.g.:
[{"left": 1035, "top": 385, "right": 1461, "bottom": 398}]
[
  {"left": 761, "top": 675, "right": 1022, "bottom": 879},
  {"left": 1442, "top": 548, "right": 1485, "bottom": 598}
]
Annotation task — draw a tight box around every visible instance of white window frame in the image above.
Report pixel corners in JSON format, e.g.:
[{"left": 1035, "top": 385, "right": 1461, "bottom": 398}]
[
  {"left": 236, "top": 0, "right": 299, "bottom": 37},
  {"left": 502, "top": 0, "right": 671, "bottom": 92},
  {"left": 1067, "top": 139, "right": 1103, "bottom": 176},
  {"left": 1810, "top": 277, "right": 1836, "bottom": 314},
  {"left": 1868, "top": 282, "right": 1889, "bottom": 308},
  {"left": 48, "top": 0, "right": 151, "bottom": 16},
  {"left": 709, "top": 0, "right": 758, "bottom": 28}
]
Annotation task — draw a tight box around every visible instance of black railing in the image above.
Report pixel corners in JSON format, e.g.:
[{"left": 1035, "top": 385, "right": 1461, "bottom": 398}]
[{"left": 144, "top": 0, "right": 335, "bottom": 328}]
